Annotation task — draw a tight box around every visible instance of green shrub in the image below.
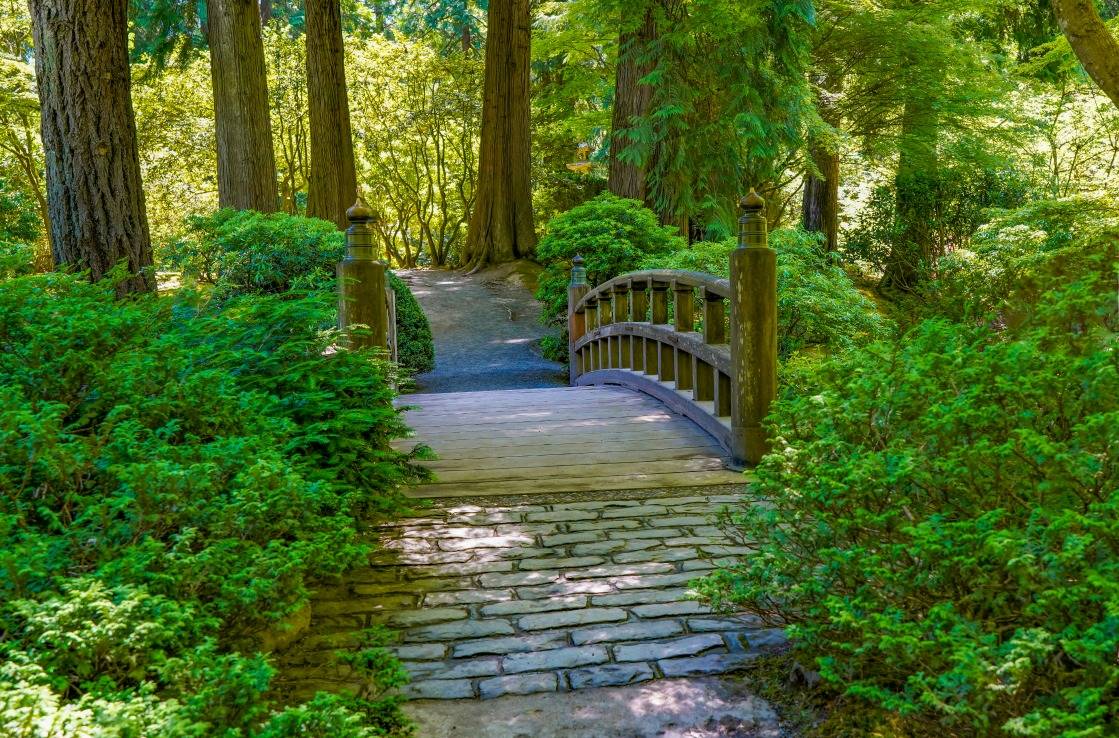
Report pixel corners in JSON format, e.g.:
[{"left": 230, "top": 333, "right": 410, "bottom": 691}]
[
  {"left": 923, "top": 196, "right": 1119, "bottom": 335},
  {"left": 0, "top": 180, "right": 44, "bottom": 279},
  {"left": 535, "top": 194, "right": 685, "bottom": 324},
  {"left": 843, "top": 164, "right": 1028, "bottom": 282},
  {"left": 388, "top": 273, "right": 435, "bottom": 374},
  {"left": 164, "top": 209, "right": 435, "bottom": 374},
  {"left": 697, "top": 218, "right": 1119, "bottom": 735},
  {"left": 0, "top": 239, "right": 37, "bottom": 281},
  {"left": 0, "top": 179, "right": 41, "bottom": 246},
  {"left": 0, "top": 272, "right": 421, "bottom": 735},
  {"left": 641, "top": 230, "right": 890, "bottom": 359}
]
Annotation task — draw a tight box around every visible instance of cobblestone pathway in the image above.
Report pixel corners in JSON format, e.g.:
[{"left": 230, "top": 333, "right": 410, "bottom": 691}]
[{"left": 277, "top": 489, "right": 786, "bottom": 702}]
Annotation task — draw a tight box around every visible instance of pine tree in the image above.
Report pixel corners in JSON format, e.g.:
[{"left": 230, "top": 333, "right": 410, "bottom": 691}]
[
  {"left": 206, "top": 0, "right": 278, "bottom": 211},
  {"left": 306, "top": 0, "right": 357, "bottom": 228},
  {"left": 462, "top": 0, "right": 536, "bottom": 270}
]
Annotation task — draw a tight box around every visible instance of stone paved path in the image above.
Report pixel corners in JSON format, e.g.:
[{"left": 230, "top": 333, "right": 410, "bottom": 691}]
[{"left": 276, "top": 488, "right": 785, "bottom": 704}]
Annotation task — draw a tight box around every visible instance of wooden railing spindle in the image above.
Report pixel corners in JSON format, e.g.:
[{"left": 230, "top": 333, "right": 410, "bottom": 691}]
[{"left": 673, "top": 281, "right": 694, "bottom": 391}]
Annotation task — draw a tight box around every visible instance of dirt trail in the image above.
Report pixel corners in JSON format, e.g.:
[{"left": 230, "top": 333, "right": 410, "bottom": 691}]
[{"left": 395, "top": 267, "right": 566, "bottom": 394}]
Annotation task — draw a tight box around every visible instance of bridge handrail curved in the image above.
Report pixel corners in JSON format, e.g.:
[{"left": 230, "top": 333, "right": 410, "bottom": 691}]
[
  {"left": 565, "top": 189, "right": 778, "bottom": 466},
  {"left": 573, "top": 270, "right": 730, "bottom": 314}
]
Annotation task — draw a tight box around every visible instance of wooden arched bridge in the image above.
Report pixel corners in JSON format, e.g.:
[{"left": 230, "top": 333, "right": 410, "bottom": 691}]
[
  {"left": 338, "top": 192, "right": 778, "bottom": 498},
  {"left": 275, "top": 195, "right": 784, "bottom": 709}
]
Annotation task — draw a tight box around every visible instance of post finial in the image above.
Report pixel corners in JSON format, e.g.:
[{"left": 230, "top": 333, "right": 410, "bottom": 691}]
[
  {"left": 737, "top": 187, "right": 768, "bottom": 250},
  {"left": 739, "top": 189, "right": 765, "bottom": 214},
  {"left": 347, "top": 197, "right": 375, "bottom": 224},
  {"left": 569, "top": 254, "right": 588, "bottom": 287}
]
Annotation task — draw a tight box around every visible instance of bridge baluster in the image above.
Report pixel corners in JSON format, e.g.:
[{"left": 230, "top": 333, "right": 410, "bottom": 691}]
[
  {"left": 701, "top": 288, "right": 726, "bottom": 345},
  {"left": 650, "top": 281, "right": 671, "bottom": 381},
  {"left": 630, "top": 279, "right": 648, "bottom": 372},
  {"left": 694, "top": 286, "right": 723, "bottom": 408},
  {"left": 614, "top": 283, "right": 632, "bottom": 368},
  {"left": 585, "top": 295, "right": 599, "bottom": 370},
  {"left": 730, "top": 189, "right": 777, "bottom": 466},
  {"left": 673, "top": 281, "right": 694, "bottom": 391}
]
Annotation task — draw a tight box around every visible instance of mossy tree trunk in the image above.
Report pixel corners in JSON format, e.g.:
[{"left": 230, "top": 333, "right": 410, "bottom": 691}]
[
  {"left": 306, "top": 0, "right": 357, "bottom": 229},
  {"left": 883, "top": 97, "right": 938, "bottom": 292},
  {"left": 206, "top": 0, "right": 278, "bottom": 212},
  {"left": 1051, "top": 0, "right": 1119, "bottom": 109},
  {"left": 801, "top": 85, "right": 840, "bottom": 252},
  {"left": 462, "top": 0, "right": 536, "bottom": 271},
  {"left": 607, "top": 5, "right": 656, "bottom": 204},
  {"left": 30, "top": 0, "right": 154, "bottom": 295}
]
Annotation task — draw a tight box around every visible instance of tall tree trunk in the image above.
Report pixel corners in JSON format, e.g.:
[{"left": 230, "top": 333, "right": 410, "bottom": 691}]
[
  {"left": 29, "top": 0, "right": 153, "bottom": 295},
  {"left": 801, "top": 86, "right": 840, "bottom": 252},
  {"left": 306, "top": 0, "right": 357, "bottom": 229},
  {"left": 883, "top": 98, "right": 938, "bottom": 292},
  {"left": 607, "top": 5, "right": 656, "bottom": 203},
  {"left": 206, "top": 0, "right": 278, "bottom": 212},
  {"left": 1051, "top": 0, "right": 1119, "bottom": 109},
  {"left": 462, "top": 0, "right": 535, "bottom": 270}
]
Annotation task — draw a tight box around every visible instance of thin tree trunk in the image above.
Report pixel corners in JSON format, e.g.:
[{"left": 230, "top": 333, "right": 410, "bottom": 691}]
[
  {"left": 883, "top": 98, "right": 938, "bottom": 292},
  {"left": 1051, "top": 0, "right": 1119, "bottom": 109},
  {"left": 206, "top": 0, "right": 278, "bottom": 211},
  {"left": 801, "top": 87, "right": 840, "bottom": 252},
  {"left": 607, "top": 5, "right": 656, "bottom": 203},
  {"left": 29, "top": 0, "right": 153, "bottom": 295},
  {"left": 462, "top": 0, "right": 536, "bottom": 271},
  {"left": 306, "top": 0, "right": 357, "bottom": 229}
]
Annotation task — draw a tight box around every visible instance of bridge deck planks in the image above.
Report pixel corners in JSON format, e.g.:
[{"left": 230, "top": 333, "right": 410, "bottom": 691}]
[{"left": 394, "top": 386, "right": 743, "bottom": 498}]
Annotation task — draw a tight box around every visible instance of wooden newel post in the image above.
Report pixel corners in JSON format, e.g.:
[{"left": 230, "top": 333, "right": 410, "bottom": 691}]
[
  {"left": 337, "top": 197, "right": 389, "bottom": 350},
  {"left": 568, "top": 255, "right": 590, "bottom": 384},
  {"left": 729, "top": 189, "right": 777, "bottom": 466}
]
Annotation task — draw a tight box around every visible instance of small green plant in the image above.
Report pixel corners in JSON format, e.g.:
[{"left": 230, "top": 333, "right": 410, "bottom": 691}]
[
  {"left": 533, "top": 194, "right": 685, "bottom": 361},
  {"left": 388, "top": 273, "right": 435, "bottom": 374},
  {"left": 535, "top": 194, "right": 685, "bottom": 323}
]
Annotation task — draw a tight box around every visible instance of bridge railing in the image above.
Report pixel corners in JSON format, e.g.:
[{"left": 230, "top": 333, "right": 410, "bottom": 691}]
[
  {"left": 567, "top": 190, "right": 777, "bottom": 466},
  {"left": 337, "top": 198, "right": 397, "bottom": 361}
]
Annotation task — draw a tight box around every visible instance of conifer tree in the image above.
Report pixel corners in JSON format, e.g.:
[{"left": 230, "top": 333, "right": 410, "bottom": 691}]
[{"left": 29, "top": 0, "right": 154, "bottom": 294}]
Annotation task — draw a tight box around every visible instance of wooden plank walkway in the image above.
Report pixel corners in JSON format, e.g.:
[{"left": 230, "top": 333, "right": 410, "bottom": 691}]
[{"left": 394, "top": 386, "right": 743, "bottom": 498}]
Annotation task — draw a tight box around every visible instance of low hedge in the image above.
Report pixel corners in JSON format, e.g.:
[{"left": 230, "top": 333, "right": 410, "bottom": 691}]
[
  {"left": 0, "top": 271, "right": 422, "bottom": 736},
  {"left": 165, "top": 209, "right": 435, "bottom": 374}
]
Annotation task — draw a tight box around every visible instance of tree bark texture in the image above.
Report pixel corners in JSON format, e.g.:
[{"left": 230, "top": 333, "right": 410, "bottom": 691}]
[
  {"left": 462, "top": 0, "right": 536, "bottom": 270},
  {"left": 306, "top": 0, "right": 357, "bottom": 229},
  {"left": 206, "top": 0, "right": 278, "bottom": 211},
  {"left": 801, "top": 88, "right": 840, "bottom": 252},
  {"left": 30, "top": 0, "right": 154, "bottom": 294},
  {"left": 1051, "top": 0, "right": 1119, "bottom": 109},
  {"left": 607, "top": 6, "right": 656, "bottom": 203}
]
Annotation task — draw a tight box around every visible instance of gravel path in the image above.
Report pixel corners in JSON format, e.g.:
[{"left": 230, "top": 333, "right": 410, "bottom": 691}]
[{"left": 395, "top": 269, "right": 566, "bottom": 394}]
